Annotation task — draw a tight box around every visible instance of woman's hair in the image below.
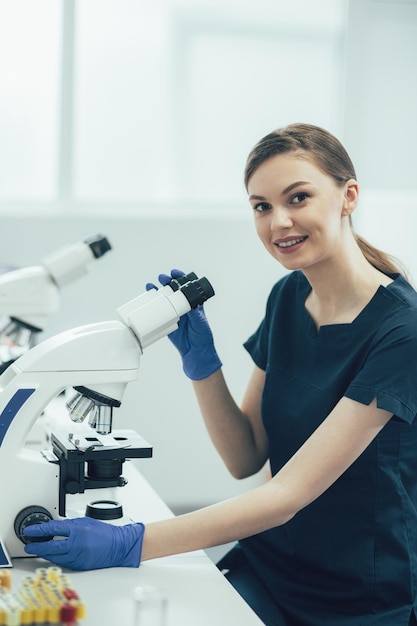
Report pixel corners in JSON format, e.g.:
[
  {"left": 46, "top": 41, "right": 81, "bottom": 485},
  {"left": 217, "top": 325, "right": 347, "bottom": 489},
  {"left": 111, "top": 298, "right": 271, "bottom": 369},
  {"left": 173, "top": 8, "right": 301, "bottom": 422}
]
[{"left": 244, "top": 123, "right": 406, "bottom": 278}]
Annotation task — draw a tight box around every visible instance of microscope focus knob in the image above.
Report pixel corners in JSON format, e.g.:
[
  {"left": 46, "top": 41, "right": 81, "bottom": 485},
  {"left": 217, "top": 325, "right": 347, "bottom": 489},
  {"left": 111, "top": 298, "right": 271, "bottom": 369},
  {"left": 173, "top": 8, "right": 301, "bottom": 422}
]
[{"left": 14, "top": 505, "right": 54, "bottom": 544}]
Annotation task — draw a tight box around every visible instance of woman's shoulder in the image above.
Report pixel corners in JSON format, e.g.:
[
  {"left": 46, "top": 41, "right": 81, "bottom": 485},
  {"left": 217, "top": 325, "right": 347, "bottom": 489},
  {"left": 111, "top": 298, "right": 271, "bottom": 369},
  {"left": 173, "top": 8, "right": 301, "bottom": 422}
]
[
  {"left": 261, "top": 272, "right": 309, "bottom": 325},
  {"left": 377, "top": 275, "right": 417, "bottom": 327},
  {"left": 271, "top": 270, "right": 311, "bottom": 294},
  {"left": 373, "top": 275, "right": 417, "bottom": 342},
  {"left": 268, "top": 270, "right": 309, "bottom": 301},
  {"left": 384, "top": 274, "right": 417, "bottom": 310}
]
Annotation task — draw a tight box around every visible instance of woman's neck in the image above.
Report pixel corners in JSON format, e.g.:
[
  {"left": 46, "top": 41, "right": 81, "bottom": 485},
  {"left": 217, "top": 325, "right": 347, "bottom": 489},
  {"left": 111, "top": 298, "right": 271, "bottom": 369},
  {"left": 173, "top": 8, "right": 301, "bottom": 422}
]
[{"left": 303, "top": 244, "right": 393, "bottom": 328}]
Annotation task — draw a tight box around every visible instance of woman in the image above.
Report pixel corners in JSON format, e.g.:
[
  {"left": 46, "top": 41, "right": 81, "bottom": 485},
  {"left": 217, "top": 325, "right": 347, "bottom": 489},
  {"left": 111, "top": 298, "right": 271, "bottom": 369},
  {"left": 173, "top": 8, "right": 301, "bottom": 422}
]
[{"left": 25, "top": 124, "right": 417, "bottom": 625}]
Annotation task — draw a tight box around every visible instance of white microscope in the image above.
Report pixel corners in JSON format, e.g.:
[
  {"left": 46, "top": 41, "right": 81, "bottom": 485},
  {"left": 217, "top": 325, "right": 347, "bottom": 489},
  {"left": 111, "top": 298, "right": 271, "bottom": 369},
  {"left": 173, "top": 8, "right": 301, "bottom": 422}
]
[
  {"left": 0, "top": 272, "right": 214, "bottom": 567},
  {"left": 0, "top": 234, "right": 112, "bottom": 373}
]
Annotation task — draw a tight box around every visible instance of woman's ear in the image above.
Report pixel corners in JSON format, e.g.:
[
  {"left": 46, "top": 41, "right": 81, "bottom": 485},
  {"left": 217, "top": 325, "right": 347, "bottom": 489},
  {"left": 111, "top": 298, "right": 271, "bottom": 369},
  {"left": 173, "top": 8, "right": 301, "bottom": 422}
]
[{"left": 341, "top": 179, "right": 359, "bottom": 217}]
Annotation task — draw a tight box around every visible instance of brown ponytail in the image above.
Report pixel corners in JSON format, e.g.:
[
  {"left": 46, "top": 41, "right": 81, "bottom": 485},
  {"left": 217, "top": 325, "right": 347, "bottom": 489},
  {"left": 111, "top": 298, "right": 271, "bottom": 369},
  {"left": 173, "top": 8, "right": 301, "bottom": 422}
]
[
  {"left": 354, "top": 232, "right": 408, "bottom": 280},
  {"left": 245, "top": 123, "right": 408, "bottom": 280}
]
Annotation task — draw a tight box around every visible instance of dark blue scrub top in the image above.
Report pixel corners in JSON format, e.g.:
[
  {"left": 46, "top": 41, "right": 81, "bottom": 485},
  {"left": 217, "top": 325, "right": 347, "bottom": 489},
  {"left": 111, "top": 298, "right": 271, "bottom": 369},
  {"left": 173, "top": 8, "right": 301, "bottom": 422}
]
[{"left": 242, "top": 271, "right": 417, "bottom": 625}]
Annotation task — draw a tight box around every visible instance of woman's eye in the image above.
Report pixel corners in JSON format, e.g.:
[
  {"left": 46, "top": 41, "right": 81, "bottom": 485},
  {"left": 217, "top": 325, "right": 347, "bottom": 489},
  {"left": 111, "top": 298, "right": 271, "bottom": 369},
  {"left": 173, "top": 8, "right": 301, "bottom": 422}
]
[
  {"left": 253, "top": 202, "right": 271, "bottom": 213},
  {"left": 291, "top": 192, "right": 309, "bottom": 204}
]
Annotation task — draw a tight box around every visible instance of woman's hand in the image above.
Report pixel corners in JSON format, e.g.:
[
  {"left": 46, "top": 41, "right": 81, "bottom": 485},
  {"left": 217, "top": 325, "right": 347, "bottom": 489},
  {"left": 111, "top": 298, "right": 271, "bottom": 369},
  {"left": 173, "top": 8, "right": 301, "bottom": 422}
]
[
  {"left": 23, "top": 517, "right": 145, "bottom": 570},
  {"left": 146, "top": 269, "right": 222, "bottom": 380}
]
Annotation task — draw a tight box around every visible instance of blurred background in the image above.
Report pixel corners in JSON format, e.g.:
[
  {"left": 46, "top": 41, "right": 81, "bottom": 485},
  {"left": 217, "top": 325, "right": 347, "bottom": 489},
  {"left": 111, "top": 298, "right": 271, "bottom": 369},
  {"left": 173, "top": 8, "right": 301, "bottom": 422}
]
[{"left": 0, "top": 0, "right": 416, "bottom": 514}]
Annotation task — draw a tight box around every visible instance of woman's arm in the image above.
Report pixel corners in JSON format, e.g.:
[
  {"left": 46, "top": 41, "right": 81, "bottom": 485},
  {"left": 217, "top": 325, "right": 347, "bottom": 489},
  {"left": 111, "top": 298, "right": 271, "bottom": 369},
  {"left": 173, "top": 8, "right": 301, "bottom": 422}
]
[
  {"left": 192, "top": 366, "right": 269, "bottom": 479},
  {"left": 24, "top": 394, "right": 393, "bottom": 569},
  {"left": 141, "top": 396, "right": 392, "bottom": 561}
]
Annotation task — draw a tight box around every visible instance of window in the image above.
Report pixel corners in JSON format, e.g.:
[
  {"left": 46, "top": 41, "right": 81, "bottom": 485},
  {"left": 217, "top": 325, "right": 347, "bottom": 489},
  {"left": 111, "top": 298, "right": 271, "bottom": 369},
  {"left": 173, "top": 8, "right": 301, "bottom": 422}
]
[
  {"left": 0, "top": 0, "right": 62, "bottom": 201},
  {"left": 0, "top": 0, "right": 347, "bottom": 212}
]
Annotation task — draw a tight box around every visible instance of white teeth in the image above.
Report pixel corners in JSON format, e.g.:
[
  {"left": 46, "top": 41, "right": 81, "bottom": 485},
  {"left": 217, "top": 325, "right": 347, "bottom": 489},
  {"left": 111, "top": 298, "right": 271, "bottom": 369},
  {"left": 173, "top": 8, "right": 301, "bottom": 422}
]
[{"left": 277, "top": 237, "right": 305, "bottom": 248}]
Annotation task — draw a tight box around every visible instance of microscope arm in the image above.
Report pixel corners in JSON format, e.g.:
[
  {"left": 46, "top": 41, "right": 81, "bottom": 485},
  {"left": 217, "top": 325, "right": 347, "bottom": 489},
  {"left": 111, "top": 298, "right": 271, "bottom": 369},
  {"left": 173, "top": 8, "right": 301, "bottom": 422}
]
[
  {"left": 0, "top": 234, "right": 111, "bottom": 330},
  {"left": 0, "top": 272, "right": 214, "bottom": 566},
  {"left": 0, "top": 321, "right": 139, "bottom": 452}
]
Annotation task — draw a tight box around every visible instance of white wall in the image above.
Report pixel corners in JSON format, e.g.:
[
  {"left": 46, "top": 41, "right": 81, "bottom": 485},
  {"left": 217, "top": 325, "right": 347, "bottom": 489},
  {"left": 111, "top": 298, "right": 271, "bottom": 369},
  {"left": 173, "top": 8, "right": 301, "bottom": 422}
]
[
  {"left": 343, "top": 0, "right": 417, "bottom": 192},
  {"left": 356, "top": 190, "right": 417, "bottom": 284},
  {"left": 0, "top": 213, "right": 283, "bottom": 509},
  {"left": 344, "top": 0, "right": 417, "bottom": 282}
]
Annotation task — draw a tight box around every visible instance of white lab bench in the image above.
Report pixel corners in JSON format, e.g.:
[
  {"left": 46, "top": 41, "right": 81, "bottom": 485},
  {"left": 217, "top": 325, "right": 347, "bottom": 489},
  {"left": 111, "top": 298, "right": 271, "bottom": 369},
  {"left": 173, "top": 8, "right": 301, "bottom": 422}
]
[{"left": 10, "top": 461, "right": 263, "bottom": 625}]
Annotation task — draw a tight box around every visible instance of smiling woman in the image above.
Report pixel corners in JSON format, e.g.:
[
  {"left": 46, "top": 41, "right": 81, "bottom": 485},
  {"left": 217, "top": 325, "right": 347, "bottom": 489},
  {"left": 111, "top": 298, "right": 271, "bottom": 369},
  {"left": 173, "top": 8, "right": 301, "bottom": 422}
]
[
  {"left": 24, "top": 124, "right": 417, "bottom": 626},
  {"left": 245, "top": 123, "right": 405, "bottom": 280}
]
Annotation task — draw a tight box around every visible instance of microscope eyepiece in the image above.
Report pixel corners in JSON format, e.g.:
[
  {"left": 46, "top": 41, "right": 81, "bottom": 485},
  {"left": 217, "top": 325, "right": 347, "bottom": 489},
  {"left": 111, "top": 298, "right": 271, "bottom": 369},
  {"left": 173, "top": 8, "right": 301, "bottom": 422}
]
[
  {"left": 84, "top": 234, "right": 112, "bottom": 258},
  {"left": 179, "top": 276, "right": 215, "bottom": 309},
  {"left": 168, "top": 272, "right": 198, "bottom": 291}
]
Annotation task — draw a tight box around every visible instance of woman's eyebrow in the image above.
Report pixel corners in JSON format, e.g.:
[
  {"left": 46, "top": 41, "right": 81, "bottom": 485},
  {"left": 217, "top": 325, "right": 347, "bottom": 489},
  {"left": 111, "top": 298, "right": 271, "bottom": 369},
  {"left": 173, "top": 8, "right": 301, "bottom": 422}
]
[
  {"left": 281, "top": 181, "right": 311, "bottom": 195},
  {"left": 249, "top": 181, "right": 312, "bottom": 202},
  {"left": 248, "top": 194, "right": 266, "bottom": 202}
]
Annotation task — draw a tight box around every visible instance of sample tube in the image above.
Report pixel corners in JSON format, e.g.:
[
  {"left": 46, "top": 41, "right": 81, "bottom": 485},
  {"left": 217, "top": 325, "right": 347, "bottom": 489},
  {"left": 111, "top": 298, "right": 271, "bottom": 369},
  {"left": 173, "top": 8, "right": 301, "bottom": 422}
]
[{"left": 133, "top": 586, "right": 167, "bottom": 626}]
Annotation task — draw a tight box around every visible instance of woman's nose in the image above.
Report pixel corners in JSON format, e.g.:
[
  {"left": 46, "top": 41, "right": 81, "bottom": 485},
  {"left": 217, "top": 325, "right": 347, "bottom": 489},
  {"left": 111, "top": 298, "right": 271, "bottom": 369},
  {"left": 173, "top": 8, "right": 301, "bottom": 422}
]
[{"left": 270, "top": 206, "right": 293, "bottom": 230}]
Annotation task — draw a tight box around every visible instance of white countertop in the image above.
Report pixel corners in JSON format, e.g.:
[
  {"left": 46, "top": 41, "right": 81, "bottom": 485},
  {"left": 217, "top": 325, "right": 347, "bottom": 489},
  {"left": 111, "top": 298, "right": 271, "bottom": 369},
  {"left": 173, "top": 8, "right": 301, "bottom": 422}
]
[{"left": 10, "top": 461, "right": 263, "bottom": 625}]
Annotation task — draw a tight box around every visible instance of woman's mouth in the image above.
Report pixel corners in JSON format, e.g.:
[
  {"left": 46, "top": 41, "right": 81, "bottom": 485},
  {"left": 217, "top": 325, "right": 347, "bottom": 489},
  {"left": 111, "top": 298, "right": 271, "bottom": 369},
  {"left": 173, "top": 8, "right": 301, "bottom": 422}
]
[{"left": 275, "top": 236, "right": 308, "bottom": 251}]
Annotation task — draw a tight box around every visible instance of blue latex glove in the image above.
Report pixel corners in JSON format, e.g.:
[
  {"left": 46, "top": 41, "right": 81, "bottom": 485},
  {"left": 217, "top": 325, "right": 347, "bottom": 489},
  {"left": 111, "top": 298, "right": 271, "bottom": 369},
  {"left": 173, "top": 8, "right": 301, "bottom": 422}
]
[
  {"left": 146, "top": 268, "right": 222, "bottom": 380},
  {"left": 23, "top": 517, "right": 145, "bottom": 571}
]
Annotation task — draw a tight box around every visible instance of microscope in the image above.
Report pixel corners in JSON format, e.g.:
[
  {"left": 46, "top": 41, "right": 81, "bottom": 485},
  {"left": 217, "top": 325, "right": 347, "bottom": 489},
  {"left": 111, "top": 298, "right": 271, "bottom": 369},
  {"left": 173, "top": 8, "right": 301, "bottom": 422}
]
[
  {"left": 0, "top": 234, "right": 112, "bottom": 373},
  {"left": 0, "top": 272, "right": 214, "bottom": 567}
]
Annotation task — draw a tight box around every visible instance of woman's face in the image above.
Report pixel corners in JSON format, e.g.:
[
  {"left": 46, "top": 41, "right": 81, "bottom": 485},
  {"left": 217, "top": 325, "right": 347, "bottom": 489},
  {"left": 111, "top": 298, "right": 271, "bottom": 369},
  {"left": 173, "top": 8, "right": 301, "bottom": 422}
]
[{"left": 247, "top": 153, "right": 355, "bottom": 273}]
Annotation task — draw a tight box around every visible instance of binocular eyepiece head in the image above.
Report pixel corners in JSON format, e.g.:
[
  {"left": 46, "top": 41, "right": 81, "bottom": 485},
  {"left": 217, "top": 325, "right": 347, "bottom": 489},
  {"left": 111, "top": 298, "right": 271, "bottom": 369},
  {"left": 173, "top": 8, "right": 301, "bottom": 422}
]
[{"left": 168, "top": 273, "right": 214, "bottom": 309}]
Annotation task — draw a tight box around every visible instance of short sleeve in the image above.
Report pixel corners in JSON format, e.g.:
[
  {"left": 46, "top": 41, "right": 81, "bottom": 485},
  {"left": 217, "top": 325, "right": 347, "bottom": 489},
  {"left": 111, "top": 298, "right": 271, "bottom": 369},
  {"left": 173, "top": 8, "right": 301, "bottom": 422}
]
[
  {"left": 243, "top": 285, "right": 278, "bottom": 371},
  {"left": 244, "top": 272, "right": 307, "bottom": 372},
  {"left": 344, "top": 315, "right": 417, "bottom": 424},
  {"left": 244, "top": 320, "right": 268, "bottom": 370}
]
